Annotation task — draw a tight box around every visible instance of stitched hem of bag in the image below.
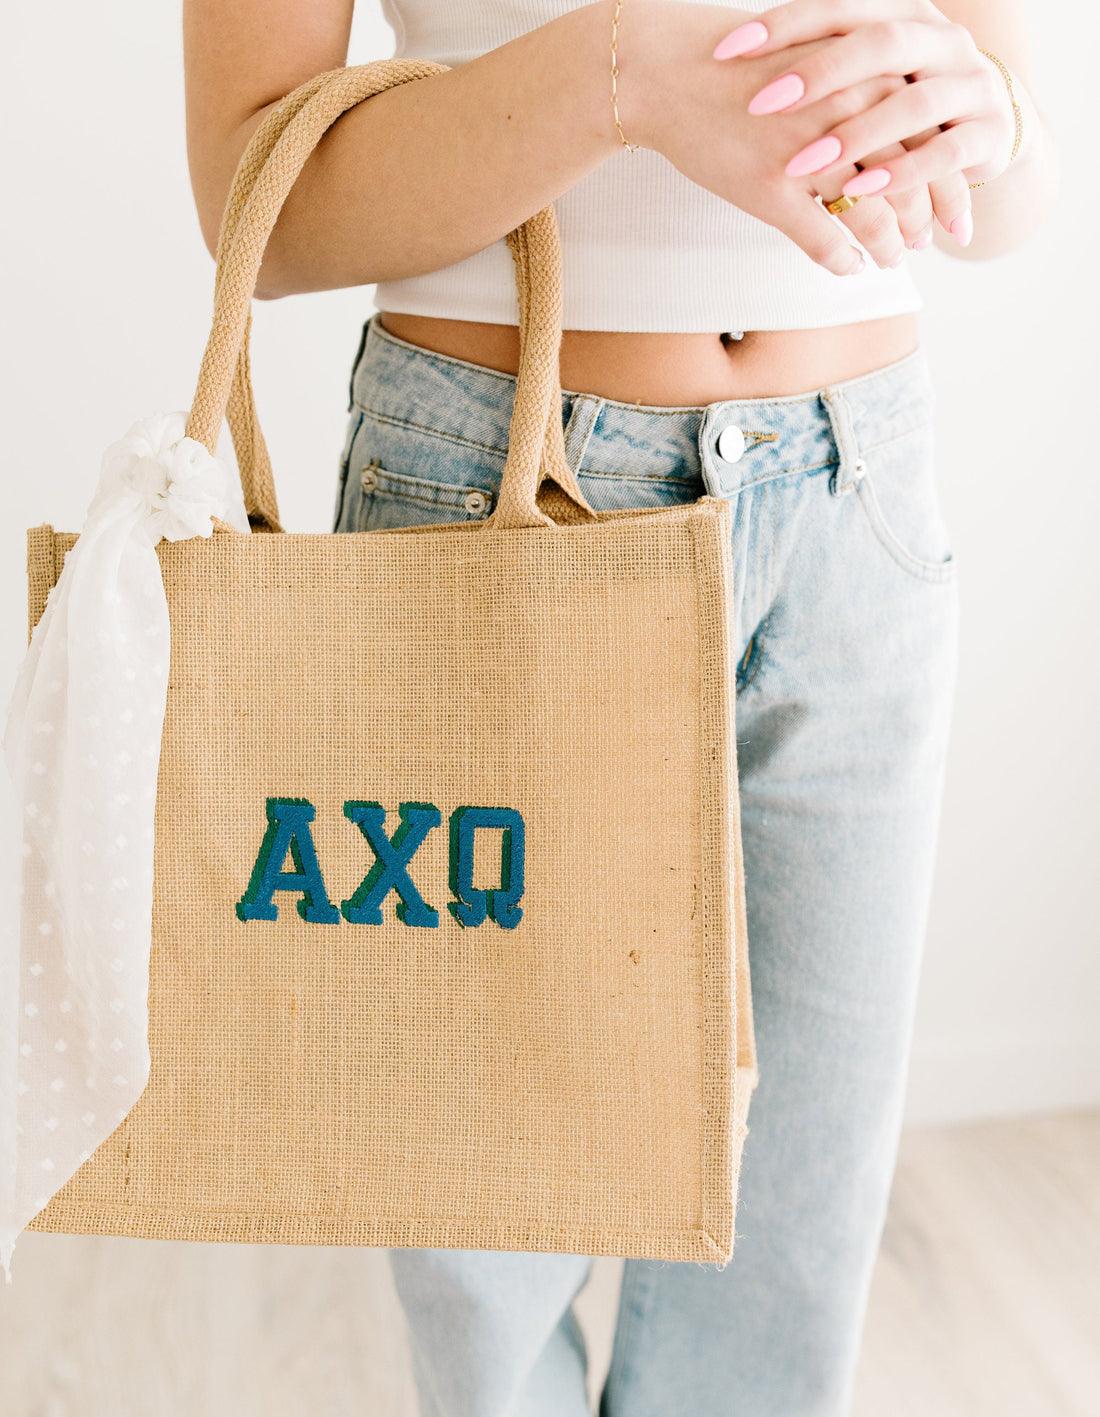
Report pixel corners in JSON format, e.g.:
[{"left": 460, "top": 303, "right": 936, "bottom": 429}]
[{"left": 25, "top": 1205, "right": 730, "bottom": 1257}]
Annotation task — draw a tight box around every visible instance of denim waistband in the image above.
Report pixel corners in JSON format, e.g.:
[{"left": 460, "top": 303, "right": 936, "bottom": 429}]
[{"left": 350, "top": 313, "right": 935, "bottom": 498}]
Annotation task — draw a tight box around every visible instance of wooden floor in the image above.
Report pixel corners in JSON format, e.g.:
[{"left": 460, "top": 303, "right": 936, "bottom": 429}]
[
  {"left": 851, "top": 1109, "right": 1100, "bottom": 1417},
  {"left": 2, "top": 1110, "right": 1097, "bottom": 1416}
]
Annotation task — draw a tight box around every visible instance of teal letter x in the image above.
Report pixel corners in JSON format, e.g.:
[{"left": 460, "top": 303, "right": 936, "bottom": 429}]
[{"left": 340, "top": 801, "right": 440, "bottom": 928}]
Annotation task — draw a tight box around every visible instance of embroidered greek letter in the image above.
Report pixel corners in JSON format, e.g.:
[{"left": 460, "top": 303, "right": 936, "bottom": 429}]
[
  {"left": 448, "top": 806, "right": 525, "bottom": 929},
  {"left": 341, "top": 800, "right": 441, "bottom": 927},
  {"left": 236, "top": 797, "right": 340, "bottom": 924}
]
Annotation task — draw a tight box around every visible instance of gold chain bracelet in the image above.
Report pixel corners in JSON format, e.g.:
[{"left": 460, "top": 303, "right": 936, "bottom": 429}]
[
  {"left": 610, "top": 0, "right": 640, "bottom": 153},
  {"left": 968, "top": 48, "right": 1024, "bottom": 189}
]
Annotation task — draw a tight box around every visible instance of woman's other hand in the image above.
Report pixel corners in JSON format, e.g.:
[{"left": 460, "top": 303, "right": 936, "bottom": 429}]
[
  {"left": 711, "top": 0, "right": 1021, "bottom": 250},
  {"left": 615, "top": 2, "right": 936, "bottom": 274}
]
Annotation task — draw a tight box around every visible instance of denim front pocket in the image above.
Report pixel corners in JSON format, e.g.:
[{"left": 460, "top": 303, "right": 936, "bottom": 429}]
[
  {"left": 356, "top": 462, "right": 498, "bottom": 530},
  {"left": 855, "top": 422, "right": 956, "bottom": 585},
  {"left": 343, "top": 411, "right": 501, "bottom": 532}
]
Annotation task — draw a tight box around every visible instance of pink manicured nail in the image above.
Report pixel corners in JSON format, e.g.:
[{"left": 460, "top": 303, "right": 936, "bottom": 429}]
[
  {"left": 950, "top": 210, "right": 973, "bottom": 247},
  {"left": 887, "top": 251, "right": 905, "bottom": 268},
  {"left": 713, "top": 21, "right": 769, "bottom": 59},
  {"left": 747, "top": 72, "right": 805, "bottom": 115},
  {"left": 842, "top": 167, "right": 892, "bottom": 197},
  {"left": 786, "top": 135, "right": 842, "bottom": 177},
  {"left": 910, "top": 227, "right": 934, "bottom": 251}
]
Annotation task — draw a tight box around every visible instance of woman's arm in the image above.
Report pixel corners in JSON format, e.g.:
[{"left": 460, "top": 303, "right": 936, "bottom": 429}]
[
  {"left": 184, "top": 0, "right": 633, "bottom": 299},
  {"left": 190, "top": 0, "right": 760, "bottom": 301},
  {"left": 184, "top": 0, "right": 905, "bottom": 298}
]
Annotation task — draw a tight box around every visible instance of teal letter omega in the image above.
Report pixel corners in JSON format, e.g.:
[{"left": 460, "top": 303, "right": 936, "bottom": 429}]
[
  {"left": 236, "top": 797, "right": 340, "bottom": 923},
  {"left": 448, "top": 806, "right": 525, "bottom": 929}
]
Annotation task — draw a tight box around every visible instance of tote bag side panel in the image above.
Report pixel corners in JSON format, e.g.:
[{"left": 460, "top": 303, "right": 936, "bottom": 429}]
[{"left": 25, "top": 528, "right": 74, "bottom": 639}]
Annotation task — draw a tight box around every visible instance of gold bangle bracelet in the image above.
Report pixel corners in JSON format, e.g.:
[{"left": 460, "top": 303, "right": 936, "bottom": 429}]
[
  {"left": 610, "top": 0, "right": 640, "bottom": 153},
  {"left": 968, "top": 48, "right": 1024, "bottom": 189}
]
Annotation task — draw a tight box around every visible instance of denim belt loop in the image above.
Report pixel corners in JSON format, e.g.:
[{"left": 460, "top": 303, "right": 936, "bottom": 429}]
[
  {"left": 561, "top": 393, "right": 604, "bottom": 475},
  {"left": 820, "top": 386, "right": 868, "bottom": 497}
]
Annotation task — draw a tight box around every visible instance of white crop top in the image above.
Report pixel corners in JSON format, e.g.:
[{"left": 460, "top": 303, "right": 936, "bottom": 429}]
[{"left": 372, "top": 0, "right": 924, "bottom": 333}]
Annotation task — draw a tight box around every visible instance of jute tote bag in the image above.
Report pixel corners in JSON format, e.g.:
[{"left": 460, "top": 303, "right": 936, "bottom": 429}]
[{"left": 24, "top": 60, "right": 757, "bottom": 1263}]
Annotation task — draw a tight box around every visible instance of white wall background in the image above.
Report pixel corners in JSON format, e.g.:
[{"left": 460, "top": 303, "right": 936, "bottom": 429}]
[{"left": 3, "top": 1, "right": 1096, "bottom": 1130}]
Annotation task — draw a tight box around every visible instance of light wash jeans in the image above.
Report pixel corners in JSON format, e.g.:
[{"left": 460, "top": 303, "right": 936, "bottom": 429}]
[{"left": 333, "top": 313, "right": 960, "bottom": 1417}]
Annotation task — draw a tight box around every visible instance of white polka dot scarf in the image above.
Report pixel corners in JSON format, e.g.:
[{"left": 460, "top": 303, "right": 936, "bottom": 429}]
[{"left": 0, "top": 411, "right": 249, "bottom": 1281}]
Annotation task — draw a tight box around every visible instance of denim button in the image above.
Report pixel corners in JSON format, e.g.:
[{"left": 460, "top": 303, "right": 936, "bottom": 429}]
[
  {"left": 717, "top": 426, "right": 746, "bottom": 463},
  {"left": 464, "top": 490, "right": 489, "bottom": 515},
  {"left": 360, "top": 461, "right": 379, "bottom": 492}
]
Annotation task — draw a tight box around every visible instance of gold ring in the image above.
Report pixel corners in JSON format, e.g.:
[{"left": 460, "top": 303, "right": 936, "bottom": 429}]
[{"left": 824, "top": 193, "right": 863, "bottom": 215}]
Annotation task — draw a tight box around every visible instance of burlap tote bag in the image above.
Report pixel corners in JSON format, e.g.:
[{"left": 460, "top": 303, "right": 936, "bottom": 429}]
[{"left": 24, "top": 60, "right": 757, "bottom": 1263}]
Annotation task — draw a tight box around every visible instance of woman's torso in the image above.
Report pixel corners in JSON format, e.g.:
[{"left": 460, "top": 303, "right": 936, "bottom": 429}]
[
  {"left": 376, "top": 311, "right": 922, "bottom": 405},
  {"left": 375, "top": 0, "right": 921, "bottom": 405}
]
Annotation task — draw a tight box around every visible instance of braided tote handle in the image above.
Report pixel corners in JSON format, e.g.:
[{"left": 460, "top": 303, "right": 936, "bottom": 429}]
[
  {"left": 187, "top": 60, "right": 597, "bottom": 533},
  {"left": 213, "top": 71, "right": 339, "bottom": 532}
]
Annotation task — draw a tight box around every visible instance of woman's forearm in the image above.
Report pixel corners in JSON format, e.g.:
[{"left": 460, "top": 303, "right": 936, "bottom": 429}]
[{"left": 201, "top": 1, "right": 755, "bottom": 301}]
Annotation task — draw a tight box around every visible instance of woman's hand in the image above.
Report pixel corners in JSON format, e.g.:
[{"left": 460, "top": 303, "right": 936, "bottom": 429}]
[
  {"left": 712, "top": 0, "right": 1021, "bottom": 247},
  {"left": 617, "top": 2, "right": 940, "bottom": 274}
]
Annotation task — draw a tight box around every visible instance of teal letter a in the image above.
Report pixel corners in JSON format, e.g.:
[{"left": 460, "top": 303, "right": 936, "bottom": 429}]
[{"left": 236, "top": 797, "right": 340, "bottom": 923}]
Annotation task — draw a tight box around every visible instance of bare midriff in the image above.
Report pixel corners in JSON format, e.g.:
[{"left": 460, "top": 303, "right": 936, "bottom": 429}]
[{"left": 377, "top": 310, "right": 921, "bottom": 407}]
